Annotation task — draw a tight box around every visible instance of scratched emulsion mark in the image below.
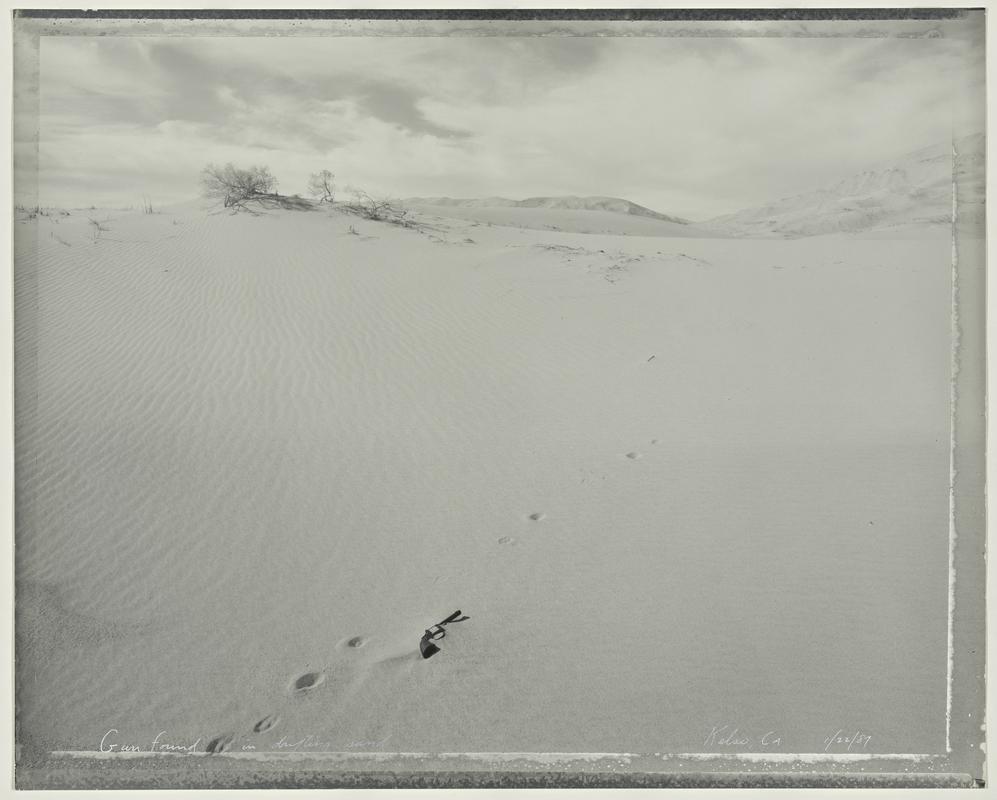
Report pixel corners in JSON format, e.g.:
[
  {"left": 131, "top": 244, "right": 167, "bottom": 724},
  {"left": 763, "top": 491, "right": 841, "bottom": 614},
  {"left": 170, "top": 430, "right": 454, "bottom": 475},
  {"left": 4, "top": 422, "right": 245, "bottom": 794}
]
[
  {"left": 419, "top": 609, "right": 470, "bottom": 659},
  {"left": 945, "top": 135, "right": 960, "bottom": 754}
]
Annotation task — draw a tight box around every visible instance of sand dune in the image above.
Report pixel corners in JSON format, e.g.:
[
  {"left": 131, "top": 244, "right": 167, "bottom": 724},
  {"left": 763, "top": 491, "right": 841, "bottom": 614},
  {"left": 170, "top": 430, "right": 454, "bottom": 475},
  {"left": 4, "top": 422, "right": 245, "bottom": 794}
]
[
  {"left": 404, "top": 203, "right": 718, "bottom": 237},
  {"left": 16, "top": 202, "right": 951, "bottom": 762},
  {"left": 707, "top": 133, "right": 984, "bottom": 237},
  {"left": 406, "top": 195, "right": 690, "bottom": 224}
]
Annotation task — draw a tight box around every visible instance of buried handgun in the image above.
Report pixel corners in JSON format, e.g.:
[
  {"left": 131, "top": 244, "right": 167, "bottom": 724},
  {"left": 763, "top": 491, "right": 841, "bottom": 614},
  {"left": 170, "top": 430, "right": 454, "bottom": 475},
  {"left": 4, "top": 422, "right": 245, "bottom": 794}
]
[{"left": 420, "top": 609, "right": 470, "bottom": 658}]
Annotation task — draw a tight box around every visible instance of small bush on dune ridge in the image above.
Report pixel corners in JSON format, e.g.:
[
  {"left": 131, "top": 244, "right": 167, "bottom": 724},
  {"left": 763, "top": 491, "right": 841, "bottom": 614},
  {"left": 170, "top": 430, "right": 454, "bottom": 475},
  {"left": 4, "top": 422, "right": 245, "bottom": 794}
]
[
  {"left": 198, "top": 164, "right": 419, "bottom": 225},
  {"left": 307, "top": 170, "right": 336, "bottom": 204},
  {"left": 341, "top": 188, "right": 419, "bottom": 229},
  {"left": 200, "top": 163, "right": 275, "bottom": 209},
  {"left": 200, "top": 163, "right": 312, "bottom": 213}
]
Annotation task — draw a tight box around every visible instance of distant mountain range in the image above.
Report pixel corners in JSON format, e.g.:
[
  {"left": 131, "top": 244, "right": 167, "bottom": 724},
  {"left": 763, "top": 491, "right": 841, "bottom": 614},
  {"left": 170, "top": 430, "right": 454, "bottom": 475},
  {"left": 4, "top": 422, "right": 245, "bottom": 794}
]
[
  {"left": 404, "top": 195, "right": 691, "bottom": 225},
  {"left": 405, "top": 133, "right": 983, "bottom": 238},
  {"left": 705, "top": 133, "right": 984, "bottom": 237}
]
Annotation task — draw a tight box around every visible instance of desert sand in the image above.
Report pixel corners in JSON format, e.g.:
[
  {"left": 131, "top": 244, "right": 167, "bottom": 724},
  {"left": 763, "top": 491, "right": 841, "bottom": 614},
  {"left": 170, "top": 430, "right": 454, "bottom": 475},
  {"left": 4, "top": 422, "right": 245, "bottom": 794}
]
[{"left": 15, "top": 199, "right": 952, "bottom": 764}]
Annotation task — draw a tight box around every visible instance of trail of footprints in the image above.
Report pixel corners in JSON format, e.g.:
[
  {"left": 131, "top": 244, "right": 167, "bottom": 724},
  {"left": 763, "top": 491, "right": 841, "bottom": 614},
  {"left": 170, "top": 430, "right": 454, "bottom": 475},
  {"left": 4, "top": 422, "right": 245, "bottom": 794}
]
[
  {"left": 499, "top": 439, "right": 659, "bottom": 547},
  {"left": 204, "top": 440, "right": 660, "bottom": 751},
  {"left": 203, "top": 636, "right": 372, "bottom": 755}
]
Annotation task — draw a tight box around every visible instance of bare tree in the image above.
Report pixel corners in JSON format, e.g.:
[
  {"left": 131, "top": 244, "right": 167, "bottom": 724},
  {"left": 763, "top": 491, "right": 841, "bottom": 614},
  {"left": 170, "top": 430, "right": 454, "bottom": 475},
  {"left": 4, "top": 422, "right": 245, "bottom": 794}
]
[
  {"left": 200, "top": 163, "right": 277, "bottom": 210},
  {"left": 307, "top": 170, "right": 336, "bottom": 204}
]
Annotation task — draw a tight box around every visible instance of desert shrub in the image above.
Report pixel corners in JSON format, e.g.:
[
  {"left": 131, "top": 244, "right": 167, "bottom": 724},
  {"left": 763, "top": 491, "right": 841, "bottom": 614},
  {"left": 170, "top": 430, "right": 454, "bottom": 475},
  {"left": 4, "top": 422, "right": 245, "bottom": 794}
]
[
  {"left": 87, "top": 218, "right": 109, "bottom": 242},
  {"left": 199, "top": 164, "right": 317, "bottom": 213},
  {"left": 342, "top": 189, "right": 417, "bottom": 228},
  {"left": 200, "top": 163, "right": 277, "bottom": 210},
  {"left": 307, "top": 170, "right": 336, "bottom": 204}
]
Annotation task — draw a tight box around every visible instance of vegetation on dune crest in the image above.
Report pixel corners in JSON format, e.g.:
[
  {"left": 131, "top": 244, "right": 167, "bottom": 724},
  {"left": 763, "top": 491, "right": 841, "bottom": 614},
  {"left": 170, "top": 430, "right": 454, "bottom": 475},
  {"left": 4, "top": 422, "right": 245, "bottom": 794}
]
[
  {"left": 341, "top": 188, "right": 419, "bottom": 228},
  {"left": 200, "top": 163, "right": 275, "bottom": 209},
  {"left": 199, "top": 163, "right": 421, "bottom": 228},
  {"left": 200, "top": 163, "right": 310, "bottom": 212},
  {"left": 307, "top": 170, "right": 336, "bottom": 204}
]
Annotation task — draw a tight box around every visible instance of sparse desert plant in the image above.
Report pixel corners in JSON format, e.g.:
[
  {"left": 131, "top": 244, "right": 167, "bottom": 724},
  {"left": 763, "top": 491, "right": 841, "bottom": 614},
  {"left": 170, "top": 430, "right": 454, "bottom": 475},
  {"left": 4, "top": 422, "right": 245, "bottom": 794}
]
[
  {"left": 88, "top": 217, "right": 109, "bottom": 242},
  {"left": 200, "top": 163, "right": 277, "bottom": 210},
  {"left": 348, "top": 225, "right": 359, "bottom": 235},
  {"left": 343, "top": 189, "right": 393, "bottom": 220},
  {"left": 307, "top": 170, "right": 336, "bottom": 204},
  {"left": 200, "top": 163, "right": 314, "bottom": 213},
  {"left": 342, "top": 189, "right": 416, "bottom": 228},
  {"left": 141, "top": 195, "right": 155, "bottom": 214}
]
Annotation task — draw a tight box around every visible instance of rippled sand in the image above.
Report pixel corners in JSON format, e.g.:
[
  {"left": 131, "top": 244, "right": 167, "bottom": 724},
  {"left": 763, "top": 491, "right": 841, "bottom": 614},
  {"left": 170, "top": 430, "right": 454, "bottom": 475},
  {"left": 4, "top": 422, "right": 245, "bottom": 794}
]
[{"left": 15, "top": 203, "right": 951, "bottom": 764}]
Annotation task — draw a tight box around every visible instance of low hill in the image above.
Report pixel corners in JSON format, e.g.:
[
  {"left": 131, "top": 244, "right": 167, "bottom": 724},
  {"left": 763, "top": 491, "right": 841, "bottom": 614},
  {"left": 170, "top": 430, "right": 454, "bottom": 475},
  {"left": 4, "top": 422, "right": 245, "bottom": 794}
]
[
  {"left": 404, "top": 195, "right": 716, "bottom": 237},
  {"left": 406, "top": 195, "right": 690, "bottom": 224}
]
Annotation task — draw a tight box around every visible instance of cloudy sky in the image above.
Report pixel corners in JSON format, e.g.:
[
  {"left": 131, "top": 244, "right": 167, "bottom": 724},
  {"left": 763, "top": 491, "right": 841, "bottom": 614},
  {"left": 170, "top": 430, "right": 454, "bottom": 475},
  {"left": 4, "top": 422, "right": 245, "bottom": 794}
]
[{"left": 28, "top": 21, "right": 984, "bottom": 219}]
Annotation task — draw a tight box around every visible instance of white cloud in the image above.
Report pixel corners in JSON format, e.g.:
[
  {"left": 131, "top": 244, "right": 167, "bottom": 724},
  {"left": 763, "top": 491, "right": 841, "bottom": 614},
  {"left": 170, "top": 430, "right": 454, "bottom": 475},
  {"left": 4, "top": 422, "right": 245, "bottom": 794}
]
[{"left": 28, "top": 26, "right": 984, "bottom": 218}]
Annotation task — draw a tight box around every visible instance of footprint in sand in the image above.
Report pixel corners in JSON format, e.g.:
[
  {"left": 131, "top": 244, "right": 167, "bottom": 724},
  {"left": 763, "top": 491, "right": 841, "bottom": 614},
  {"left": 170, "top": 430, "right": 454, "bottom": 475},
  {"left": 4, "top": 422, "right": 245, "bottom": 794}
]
[
  {"left": 290, "top": 671, "right": 326, "bottom": 694},
  {"left": 253, "top": 715, "right": 280, "bottom": 734},
  {"left": 336, "top": 635, "right": 369, "bottom": 650},
  {"left": 528, "top": 512, "right": 545, "bottom": 522},
  {"left": 205, "top": 733, "right": 235, "bottom": 754},
  {"left": 625, "top": 451, "right": 642, "bottom": 460},
  {"left": 498, "top": 535, "right": 516, "bottom": 545}
]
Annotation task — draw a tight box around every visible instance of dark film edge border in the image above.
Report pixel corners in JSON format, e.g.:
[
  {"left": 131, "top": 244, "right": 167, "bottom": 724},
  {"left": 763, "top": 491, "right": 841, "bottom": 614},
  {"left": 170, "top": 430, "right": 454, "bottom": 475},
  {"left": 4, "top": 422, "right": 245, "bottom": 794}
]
[{"left": 11, "top": 8, "right": 981, "bottom": 21}]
